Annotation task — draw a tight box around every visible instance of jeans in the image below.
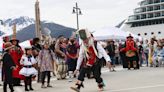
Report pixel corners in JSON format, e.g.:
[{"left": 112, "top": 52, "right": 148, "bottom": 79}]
[
  {"left": 144, "top": 53, "right": 149, "bottom": 66},
  {"left": 110, "top": 56, "right": 115, "bottom": 66}
]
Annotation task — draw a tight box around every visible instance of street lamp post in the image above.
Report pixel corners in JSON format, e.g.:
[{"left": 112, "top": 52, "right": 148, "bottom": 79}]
[{"left": 72, "top": 2, "right": 82, "bottom": 30}]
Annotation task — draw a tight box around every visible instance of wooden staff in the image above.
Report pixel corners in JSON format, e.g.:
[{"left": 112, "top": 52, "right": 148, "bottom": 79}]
[{"left": 12, "top": 23, "right": 17, "bottom": 39}]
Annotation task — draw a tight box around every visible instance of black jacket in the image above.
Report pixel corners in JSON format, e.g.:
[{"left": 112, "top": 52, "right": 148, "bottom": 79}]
[{"left": 2, "top": 52, "right": 15, "bottom": 84}]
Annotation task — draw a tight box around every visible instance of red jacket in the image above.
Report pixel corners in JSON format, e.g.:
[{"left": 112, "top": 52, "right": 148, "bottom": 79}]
[
  {"left": 81, "top": 46, "right": 97, "bottom": 67},
  {"left": 10, "top": 47, "right": 24, "bottom": 79},
  {"left": 121, "top": 40, "right": 137, "bottom": 52}
]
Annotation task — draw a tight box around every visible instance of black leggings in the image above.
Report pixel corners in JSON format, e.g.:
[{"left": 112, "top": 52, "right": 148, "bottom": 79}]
[
  {"left": 41, "top": 71, "right": 51, "bottom": 85},
  {"left": 24, "top": 76, "right": 32, "bottom": 89},
  {"left": 3, "top": 82, "right": 14, "bottom": 92},
  {"left": 78, "top": 61, "right": 103, "bottom": 84}
]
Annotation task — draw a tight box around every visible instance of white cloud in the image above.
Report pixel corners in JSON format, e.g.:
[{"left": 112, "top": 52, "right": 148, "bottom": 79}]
[{"left": 0, "top": 0, "right": 142, "bottom": 29}]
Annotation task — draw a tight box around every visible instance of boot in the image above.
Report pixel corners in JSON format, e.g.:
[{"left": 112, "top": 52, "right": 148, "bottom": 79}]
[
  {"left": 70, "top": 82, "right": 84, "bottom": 92},
  {"left": 133, "top": 61, "right": 137, "bottom": 70},
  {"left": 128, "top": 61, "right": 131, "bottom": 70},
  {"left": 98, "top": 82, "right": 105, "bottom": 91},
  {"left": 29, "top": 85, "right": 34, "bottom": 91},
  {"left": 29, "top": 80, "right": 34, "bottom": 91},
  {"left": 25, "top": 82, "right": 29, "bottom": 91}
]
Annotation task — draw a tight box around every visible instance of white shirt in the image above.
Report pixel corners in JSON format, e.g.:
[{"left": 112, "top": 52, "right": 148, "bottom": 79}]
[
  {"left": 20, "top": 55, "right": 37, "bottom": 66},
  {"left": 76, "top": 42, "right": 111, "bottom": 70}
]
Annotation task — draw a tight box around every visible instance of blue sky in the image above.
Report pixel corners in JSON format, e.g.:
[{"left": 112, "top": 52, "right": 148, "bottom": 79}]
[{"left": 0, "top": 0, "right": 142, "bottom": 29}]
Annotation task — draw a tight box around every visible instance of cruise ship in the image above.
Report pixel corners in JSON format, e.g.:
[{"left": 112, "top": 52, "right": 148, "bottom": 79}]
[{"left": 121, "top": 0, "right": 164, "bottom": 39}]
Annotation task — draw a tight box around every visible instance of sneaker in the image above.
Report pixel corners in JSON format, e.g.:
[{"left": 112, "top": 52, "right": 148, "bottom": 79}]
[
  {"left": 98, "top": 83, "right": 105, "bottom": 91},
  {"left": 25, "top": 88, "right": 29, "bottom": 91},
  {"left": 70, "top": 87, "right": 80, "bottom": 92},
  {"left": 68, "top": 79, "right": 73, "bottom": 82},
  {"left": 47, "top": 84, "right": 53, "bottom": 88},
  {"left": 29, "top": 88, "right": 34, "bottom": 91},
  {"left": 41, "top": 85, "right": 47, "bottom": 88},
  {"left": 98, "top": 87, "right": 104, "bottom": 91}
]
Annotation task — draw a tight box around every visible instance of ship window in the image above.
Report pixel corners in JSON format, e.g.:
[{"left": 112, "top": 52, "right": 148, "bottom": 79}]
[
  {"left": 145, "top": 21, "right": 148, "bottom": 25},
  {"left": 144, "top": 33, "right": 147, "bottom": 36},
  {"left": 154, "top": 0, "right": 160, "bottom": 3},
  {"left": 159, "top": 20, "right": 163, "bottom": 24},
  {"left": 138, "top": 33, "right": 141, "bottom": 36},
  {"left": 151, "top": 32, "right": 154, "bottom": 35},
  {"left": 147, "top": 7, "right": 153, "bottom": 11},
  {"left": 161, "top": 5, "right": 164, "bottom": 9},
  {"left": 141, "top": 8, "right": 146, "bottom": 12},
  {"left": 154, "top": 5, "right": 160, "bottom": 10},
  {"left": 155, "top": 13, "right": 160, "bottom": 17},
  {"left": 141, "top": 14, "right": 146, "bottom": 19},
  {"left": 152, "top": 21, "right": 156, "bottom": 24},
  {"left": 131, "top": 19, "right": 164, "bottom": 27},
  {"left": 158, "top": 32, "right": 161, "bottom": 34},
  {"left": 162, "top": 12, "right": 164, "bottom": 16},
  {"left": 148, "top": 13, "right": 154, "bottom": 18},
  {"left": 148, "top": 0, "right": 153, "bottom": 4}
]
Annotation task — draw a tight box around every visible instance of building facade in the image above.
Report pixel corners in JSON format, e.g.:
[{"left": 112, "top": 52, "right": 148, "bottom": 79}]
[{"left": 121, "top": 0, "right": 164, "bottom": 39}]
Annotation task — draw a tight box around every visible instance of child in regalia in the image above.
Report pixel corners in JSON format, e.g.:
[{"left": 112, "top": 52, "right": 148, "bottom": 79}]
[{"left": 19, "top": 47, "right": 38, "bottom": 91}]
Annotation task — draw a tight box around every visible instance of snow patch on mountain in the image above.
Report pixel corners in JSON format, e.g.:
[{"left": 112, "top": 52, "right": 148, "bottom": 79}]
[{"left": 0, "top": 16, "right": 35, "bottom": 36}]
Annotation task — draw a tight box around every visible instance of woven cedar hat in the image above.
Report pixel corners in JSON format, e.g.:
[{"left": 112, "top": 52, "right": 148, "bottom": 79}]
[
  {"left": 10, "top": 38, "right": 19, "bottom": 43},
  {"left": 78, "top": 29, "right": 91, "bottom": 40},
  {"left": 4, "top": 42, "right": 14, "bottom": 51}
]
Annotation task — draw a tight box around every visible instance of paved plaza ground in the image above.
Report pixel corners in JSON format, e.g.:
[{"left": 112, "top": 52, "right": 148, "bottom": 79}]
[{"left": 0, "top": 66, "right": 164, "bottom": 92}]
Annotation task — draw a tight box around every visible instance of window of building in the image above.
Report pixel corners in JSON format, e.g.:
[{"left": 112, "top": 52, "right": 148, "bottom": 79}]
[
  {"left": 138, "top": 33, "right": 141, "bottom": 36},
  {"left": 141, "top": 14, "right": 147, "bottom": 19},
  {"left": 155, "top": 13, "right": 161, "bottom": 17},
  {"left": 154, "top": 0, "right": 160, "bottom": 3},
  {"left": 161, "top": 5, "right": 164, "bottom": 9},
  {"left": 144, "top": 33, "right": 147, "bottom": 35},
  {"left": 148, "top": 13, "right": 154, "bottom": 18},
  {"left": 154, "top": 5, "right": 160, "bottom": 10},
  {"left": 141, "top": 8, "right": 146, "bottom": 12},
  {"left": 151, "top": 32, "right": 154, "bottom": 35},
  {"left": 131, "top": 19, "right": 164, "bottom": 27},
  {"left": 148, "top": 0, "right": 153, "bottom": 4},
  {"left": 158, "top": 31, "right": 161, "bottom": 34},
  {"left": 147, "top": 6, "right": 153, "bottom": 11}
]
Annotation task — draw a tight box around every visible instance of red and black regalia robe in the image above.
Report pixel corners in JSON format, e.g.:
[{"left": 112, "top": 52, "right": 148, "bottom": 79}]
[{"left": 121, "top": 40, "right": 139, "bottom": 69}]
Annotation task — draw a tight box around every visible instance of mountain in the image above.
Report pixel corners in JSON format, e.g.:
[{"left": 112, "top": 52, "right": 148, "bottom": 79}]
[
  {"left": 0, "top": 16, "right": 75, "bottom": 42},
  {"left": 0, "top": 16, "right": 35, "bottom": 36},
  {"left": 16, "top": 23, "right": 75, "bottom": 42}
]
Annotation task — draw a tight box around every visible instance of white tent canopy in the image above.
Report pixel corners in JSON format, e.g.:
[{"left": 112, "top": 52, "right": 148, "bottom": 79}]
[
  {"left": 92, "top": 27, "right": 128, "bottom": 40},
  {"left": 91, "top": 27, "right": 142, "bottom": 41},
  {"left": 19, "top": 40, "right": 32, "bottom": 50}
]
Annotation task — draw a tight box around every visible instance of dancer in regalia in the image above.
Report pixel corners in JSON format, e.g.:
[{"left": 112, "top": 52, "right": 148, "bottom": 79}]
[
  {"left": 70, "top": 29, "right": 111, "bottom": 92},
  {"left": 120, "top": 35, "right": 139, "bottom": 70},
  {"left": 55, "top": 36, "right": 67, "bottom": 80},
  {"left": 10, "top": 38, "right": 24, "bottom": 86}
]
